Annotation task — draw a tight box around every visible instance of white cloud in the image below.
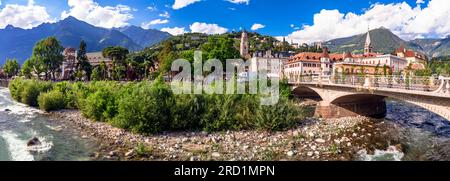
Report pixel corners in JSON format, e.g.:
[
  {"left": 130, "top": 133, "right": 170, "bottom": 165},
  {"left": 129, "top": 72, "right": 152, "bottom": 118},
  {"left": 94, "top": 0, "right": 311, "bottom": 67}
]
[
  {"left": 147, "top": 6, "right": 157, "bottom": 11},
  {"left": 159, "top": 11, "right": 170, "bottom": 18},
  {"left": 141, "top": 19, "right": 169, "bottom": 29},
  {"left": 0, "top": 1, "right": 2, "bottom": 6},
  {"left": 0, "top": 0, "right": 54, "bottom": 29},
  {"left": 173, "top": 0, "right": 201, "bottom": 10},
  {"left": 226, "top": 0, "right": 250, "bottom": 5},
  {"left": 285, "top": 0, "right": 450, "bottom": 44},
  {"left": 416, "top": 0, "right": 425, "bottom": 4},
  {"left": 61, "top": 0, "right": 133, "bottom": 28},
  {"left": 251, "top": 23, "right": 265, "bottom": 31},
  {"left": 161, "top": 27, "right": 186, "bottom": 35},
  {"left": 190, "top": 22, "right": 228, "bottom": 34}
]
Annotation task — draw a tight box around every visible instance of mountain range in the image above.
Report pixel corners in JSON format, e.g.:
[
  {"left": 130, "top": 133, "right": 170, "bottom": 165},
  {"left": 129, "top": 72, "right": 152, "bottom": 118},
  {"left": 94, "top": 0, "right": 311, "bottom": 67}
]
[
  {"left": 0, "top": 16, "right": 171, "bottom": 65},
  {"left": 325, "top": 27, "right": 450, "bottom": 58}
]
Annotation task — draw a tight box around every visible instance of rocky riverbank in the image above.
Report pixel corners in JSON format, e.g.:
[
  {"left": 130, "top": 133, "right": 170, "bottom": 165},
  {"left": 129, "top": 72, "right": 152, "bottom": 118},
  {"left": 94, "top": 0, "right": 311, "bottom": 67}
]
[{"left": 45, "top": 109, "right": 396, "bottom": 161}]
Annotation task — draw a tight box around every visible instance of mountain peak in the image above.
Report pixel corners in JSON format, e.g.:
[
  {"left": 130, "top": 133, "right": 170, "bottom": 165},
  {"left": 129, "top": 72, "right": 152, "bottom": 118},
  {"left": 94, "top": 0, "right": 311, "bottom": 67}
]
[
  {"left": 5, "top": 25, "right": 16, "bottom": 30},
  {"left": 61, "top": 16, "right": 82, "bottom": 23}
]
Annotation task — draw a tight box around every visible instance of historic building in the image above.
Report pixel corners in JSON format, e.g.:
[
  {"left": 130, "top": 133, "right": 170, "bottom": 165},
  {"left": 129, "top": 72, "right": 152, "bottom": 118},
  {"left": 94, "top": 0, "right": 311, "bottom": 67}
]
[
  {"left": 86, "top": 52, "right": 112, "bottom": 67},
  {"left": 284, "top": 47, "right": 343, "bottom": 80},
  {"left": 61, "top": 47, "right": 77, "bottom": 80},
  {"left": 284, "top": 28, "right": 413, "bottom": 79},
  {"left": 395, "top": 46, "right": 427, "bottom": 69},
  {"left": 248, "top": 49, "right": 291, "bottom": 79}
]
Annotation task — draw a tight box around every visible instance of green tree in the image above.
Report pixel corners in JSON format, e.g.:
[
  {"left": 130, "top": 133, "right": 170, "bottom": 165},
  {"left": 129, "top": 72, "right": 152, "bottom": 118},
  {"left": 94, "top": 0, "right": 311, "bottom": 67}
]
[
  {"left": 21, "top": 59, "right": 33, "bottom": 78},
  {"left": 3, "top": 59, "right": 20, "bottom": 78},
  {"left": 77, "top": 40, "right": 92, "bottom": 81},
  {"left": 102, "top": 46, "right": 129, "bottom": 80},
  {"left": 98, "top": 61, "right": 109, "bottom": 80},
  {"left": 202, "top": 36, "right": 240, "bottom": 63},
  {"left": 31, "top": 37, "right": 64, "bottom": 80},
  {"left": 91, "top": 67, "right": 100, "bottom": 81}
]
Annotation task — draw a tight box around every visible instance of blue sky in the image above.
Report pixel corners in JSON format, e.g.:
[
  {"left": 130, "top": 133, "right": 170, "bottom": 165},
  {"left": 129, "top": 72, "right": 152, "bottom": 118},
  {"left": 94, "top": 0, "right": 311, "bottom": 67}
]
[{"left": 0, "top": 0, "right": 449, "bottom": 43}]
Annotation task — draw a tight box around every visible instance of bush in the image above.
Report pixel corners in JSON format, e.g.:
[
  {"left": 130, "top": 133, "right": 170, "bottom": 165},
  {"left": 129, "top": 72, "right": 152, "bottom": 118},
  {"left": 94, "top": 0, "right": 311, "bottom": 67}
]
[
  {"left": 80, "top": 87, "right": 117, "bottom": 122},
  {"left": 9, "top": 78, "right": 25, "bottom": 101},
  {"left": 20, "top": 81, "right": 41, "bottom": 107},
  {"left": 112, "top": 80, "right": 174, "bottom": 134},
  {"left": 38, "top": 90, "right": 65, "bottom": 111},
  {"left": 200, "top": 94, "right": 242, "bottom": 132},
  {"left": 8, "top": 78, "right": 306, "bottom": 134},
  {"left": 253, "top": 98, "right": 302, "bottom": 131},
  {"left": 171, "top": 94, "right": 206, "bottom": 131}
]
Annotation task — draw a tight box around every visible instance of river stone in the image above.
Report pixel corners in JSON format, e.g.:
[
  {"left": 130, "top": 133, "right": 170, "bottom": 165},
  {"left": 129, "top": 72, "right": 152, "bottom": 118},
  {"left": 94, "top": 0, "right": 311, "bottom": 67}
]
[
  {"left": 27, "top": 137, "right": 41, "bottom": 146},
  {"left": 190, "top": 156, "right": 200, "bottom": 161},
  {"left": 212, "top": 152, "right": 221, "bottom": 158},
  {"left": 315, "top": 138, "right": 326, "bottom": 143},
  {"left": 125, "top": 150, "right": 134, "bottom": 157},
  {"left": 287, "top": 151, "right": 295, "bottom": 157},
  {"left": 4, "top": 109, "right": 11, "bottom": 112}
]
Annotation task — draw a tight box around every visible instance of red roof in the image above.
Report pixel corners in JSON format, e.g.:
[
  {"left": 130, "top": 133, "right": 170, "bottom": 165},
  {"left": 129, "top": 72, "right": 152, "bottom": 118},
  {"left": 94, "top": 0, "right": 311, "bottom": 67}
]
[{"left": 288, "top": 52, "right": 344, "bottom": 64}]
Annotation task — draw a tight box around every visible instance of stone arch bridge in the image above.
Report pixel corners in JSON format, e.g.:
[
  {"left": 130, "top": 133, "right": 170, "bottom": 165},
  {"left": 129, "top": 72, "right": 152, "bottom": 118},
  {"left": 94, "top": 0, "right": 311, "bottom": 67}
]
[{"left": 290, "top": 76, "right": 450, "bottom": 121}]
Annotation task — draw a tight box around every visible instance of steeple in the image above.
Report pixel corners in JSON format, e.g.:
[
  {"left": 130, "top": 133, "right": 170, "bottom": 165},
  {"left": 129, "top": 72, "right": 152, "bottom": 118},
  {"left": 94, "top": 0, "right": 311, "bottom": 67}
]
[
  {"left": 364, "top": 25, "right": 372, "bottom": 55},
  {"left": 240, "top": 30, "right": 249, "bottom": 58}
]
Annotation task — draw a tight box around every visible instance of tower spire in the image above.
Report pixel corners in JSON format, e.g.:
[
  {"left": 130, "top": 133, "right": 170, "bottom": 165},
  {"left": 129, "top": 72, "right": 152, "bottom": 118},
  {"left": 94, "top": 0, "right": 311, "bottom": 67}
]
[{"left": 364, "top": 25, "right": 372, "bottom": 55}]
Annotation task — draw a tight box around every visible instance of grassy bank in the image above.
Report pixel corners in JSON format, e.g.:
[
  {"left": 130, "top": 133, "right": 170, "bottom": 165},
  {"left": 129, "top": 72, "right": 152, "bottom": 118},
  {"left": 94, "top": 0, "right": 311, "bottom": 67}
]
[{"left": 8, "top": 77, "right": 306, "bottom": 134}]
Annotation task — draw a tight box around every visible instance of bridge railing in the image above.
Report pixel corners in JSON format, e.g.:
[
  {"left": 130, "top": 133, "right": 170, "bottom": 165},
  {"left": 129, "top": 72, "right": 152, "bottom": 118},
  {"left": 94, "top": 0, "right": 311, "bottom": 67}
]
[{"left": 288, "top": 74, "right": 450, "bottom": 94}]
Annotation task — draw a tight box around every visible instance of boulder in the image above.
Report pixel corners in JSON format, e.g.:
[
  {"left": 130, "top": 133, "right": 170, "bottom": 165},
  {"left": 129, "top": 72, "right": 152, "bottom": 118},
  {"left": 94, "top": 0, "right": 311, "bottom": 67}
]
[{"left": 27, "top": 137, "right": 41, "bottom": 146}]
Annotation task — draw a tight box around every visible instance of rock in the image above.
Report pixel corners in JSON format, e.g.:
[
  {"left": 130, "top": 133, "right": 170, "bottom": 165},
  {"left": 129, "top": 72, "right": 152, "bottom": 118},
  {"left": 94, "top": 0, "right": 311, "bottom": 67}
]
[
  {"left": 181, "top": 138, "right": 190, "bottom": 143},
  {"left": 108, "top": 151, "right": 116, "bottom": 157},
  {"left": 243, "top": 145, "right": 249, "bottom": 150},
  {"left": 347, "top": 142, "right": 352, "bottom": 147},
  {"left": 27, "top": 137, "right": 41, "bottom": 146},
  {"left": 307, "top": 152, "right": 313, "bottom": 157},
  {"left": 334, "top": 139, "right": 341, "bottom": 144},
  {"left": 4, "top": 109, "right": 11, "bottom": 112},
  {"left": 212, "top": 152, "right": 221, "bottom": 158},
  {"left": 190, "top": 156, "right": 200, "bottom": 161},
  {"left": 125, "top": 149, "right": 134, "bottom": 157},
  {"left": 293, "top": 130, "right": 299, "bottom": 137},
  {"left": 308, "top": 132, "right": 314, "bottom": 137},
  {"left": 315, "top": 138, "right": 326, "bottom": 143},
  {"left": 287, "top": 151, "right": 295, "bottom": 157},
  {"left": 311, "top": 145, "right": 317, "bottom": 150}
]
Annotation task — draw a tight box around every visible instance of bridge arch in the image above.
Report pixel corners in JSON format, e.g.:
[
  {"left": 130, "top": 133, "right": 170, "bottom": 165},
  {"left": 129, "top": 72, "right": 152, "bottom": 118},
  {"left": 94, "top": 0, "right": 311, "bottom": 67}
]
[{"left": 292, "top": 84, "right": 450, "bottom": 121}]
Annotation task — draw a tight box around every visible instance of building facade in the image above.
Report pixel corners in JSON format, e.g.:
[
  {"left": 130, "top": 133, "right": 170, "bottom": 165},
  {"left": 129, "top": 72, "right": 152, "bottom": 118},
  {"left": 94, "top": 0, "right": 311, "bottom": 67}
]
[
  {"left": 86, "top": 52, "right": 113, "bottom": 67},
  {"left": 284, "top": 28, "right": 414, "bottom": 79},
  {"left": 61, "top": 47, "right": 77, "bottom": 80}
]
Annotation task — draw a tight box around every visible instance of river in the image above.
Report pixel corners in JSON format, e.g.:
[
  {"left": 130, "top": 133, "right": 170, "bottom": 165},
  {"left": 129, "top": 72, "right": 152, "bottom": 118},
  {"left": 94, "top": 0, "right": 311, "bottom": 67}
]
[
  {"left": 0, "top": 88, "right": 99, "bottom": 161},
  {"left": 1, "top": 86, "right": 450, "bottom": 161},
  {"left": 356, "top": 100, "right": 450, "bottom": 161}
]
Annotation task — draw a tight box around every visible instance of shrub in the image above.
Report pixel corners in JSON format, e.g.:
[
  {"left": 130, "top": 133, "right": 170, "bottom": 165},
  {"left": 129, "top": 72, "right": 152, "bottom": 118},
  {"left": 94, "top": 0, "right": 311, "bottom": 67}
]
[
  {"left": 112, "top": 80, "right": 174, "bottom": 134},
  {"left": 38, "top": 90, "right": 65, "bottom": 111},
  {"left": 171, "top": 94, "right": 206, "bottom": 131},
  {"left": 20, "top": 80, "right": 41, "bottom": 106},
  {"left": 80, "top": 88, "right": 117, "bottom": 122},
  {"left": 9, "top": 78, "right": 25, "bottom": 101},
  {"left": 253, "top": 98, "right": 302, "bottom": 131},
  {"left": 200, "top": 94, "right": 242, "bottom": 132}
]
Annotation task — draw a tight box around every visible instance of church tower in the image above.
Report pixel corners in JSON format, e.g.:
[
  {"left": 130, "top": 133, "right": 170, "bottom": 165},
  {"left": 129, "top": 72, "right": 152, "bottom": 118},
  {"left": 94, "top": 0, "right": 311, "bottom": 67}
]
[
  {"left": 320, "top": 47, "right": 331, "bottom": 76},
  {"left": 364, "top": 27, "right": 373, "bottom": 55},
  {"left": 240, "top": 31, "right": 249, "bottom": 58}
]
